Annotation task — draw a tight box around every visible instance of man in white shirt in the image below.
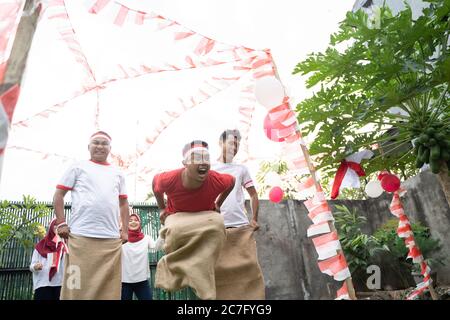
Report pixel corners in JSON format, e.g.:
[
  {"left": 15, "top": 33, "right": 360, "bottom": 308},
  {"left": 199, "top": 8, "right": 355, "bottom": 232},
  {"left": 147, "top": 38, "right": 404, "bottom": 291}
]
[
  {"left": 53, "top": 131, "right": 130, "bottom": 300},
  {"left": 212, "top": 129, "right": 265, "bottom": 299}
]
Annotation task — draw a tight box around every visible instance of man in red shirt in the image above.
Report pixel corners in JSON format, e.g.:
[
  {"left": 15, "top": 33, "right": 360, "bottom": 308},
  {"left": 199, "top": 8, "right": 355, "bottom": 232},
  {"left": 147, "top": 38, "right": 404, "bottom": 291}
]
[
  {"left": 153, "top": 140, "right": 235, "bottom": 222},
  {"left": 152, "top": 140, "right": 235, "bottom": 299}
]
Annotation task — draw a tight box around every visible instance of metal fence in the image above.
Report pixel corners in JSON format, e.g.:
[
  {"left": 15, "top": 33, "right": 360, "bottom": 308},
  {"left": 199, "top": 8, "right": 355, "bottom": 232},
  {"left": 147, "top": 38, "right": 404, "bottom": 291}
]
[{"left": 0, "top": 202, "right": 198, "bottom": 300}]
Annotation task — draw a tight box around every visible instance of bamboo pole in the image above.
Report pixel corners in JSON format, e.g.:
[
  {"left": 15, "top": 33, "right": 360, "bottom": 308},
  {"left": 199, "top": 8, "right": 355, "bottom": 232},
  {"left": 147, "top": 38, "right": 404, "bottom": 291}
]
[
  {"left": 270, "top": 53, "right": 357, "bottom": 300},
  {"left": 0, "top": 0, "right": 41, "bottom": 94},
  {"left": 0, "top": 0, "right": 41, "bottom": 181}
]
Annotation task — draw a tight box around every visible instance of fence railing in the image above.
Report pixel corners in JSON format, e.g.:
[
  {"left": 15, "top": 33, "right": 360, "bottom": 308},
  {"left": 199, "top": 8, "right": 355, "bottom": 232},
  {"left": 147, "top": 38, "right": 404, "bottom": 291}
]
[{"left": 0, "top": 202, "right": 197, "bottom": 300}]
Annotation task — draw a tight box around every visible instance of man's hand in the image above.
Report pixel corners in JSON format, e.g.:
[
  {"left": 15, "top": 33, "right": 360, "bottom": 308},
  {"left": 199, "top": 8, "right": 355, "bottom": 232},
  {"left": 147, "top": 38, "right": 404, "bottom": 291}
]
[
  {"left": 34, "top": 263, "right": 43, "bottom": 271},
  {"left": 250, "top": 219, "right": 260, "bottom": 231},
  {"left": 214, "top": 203, "right": 221, "bottom": 213},
  {"left": 159, "top": 209, "right": 169, "bottom": 225},
  {"left": 120, "top": 229, "right": 128, "bottom": 244},
  {"left": 57, "top": 225, "right": 70, "bottom": 239}
]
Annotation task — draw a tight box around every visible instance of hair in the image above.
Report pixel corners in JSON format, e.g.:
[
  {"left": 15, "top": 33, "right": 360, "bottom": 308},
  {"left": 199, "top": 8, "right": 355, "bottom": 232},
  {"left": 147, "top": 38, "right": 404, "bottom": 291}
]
[
  {"left": 182, "top": 140, "right": 209, "bottom": 157},
  {"left": 219, "top": 129, "right": 241, "bottom": 144},
  {"left": 90, "top": 131, "right": 112, "bottom": 140}
]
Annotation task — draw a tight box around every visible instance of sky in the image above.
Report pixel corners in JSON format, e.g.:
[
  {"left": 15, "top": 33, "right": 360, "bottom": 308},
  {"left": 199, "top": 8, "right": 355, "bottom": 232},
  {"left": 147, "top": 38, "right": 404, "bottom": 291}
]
[{"left": 0, "top": 0, "right": 356, "bottom": 202}]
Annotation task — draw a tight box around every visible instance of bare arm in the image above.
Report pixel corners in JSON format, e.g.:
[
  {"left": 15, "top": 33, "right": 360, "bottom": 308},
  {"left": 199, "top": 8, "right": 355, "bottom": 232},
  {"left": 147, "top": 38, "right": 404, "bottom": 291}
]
[
  {"left": 152, "top": 178, "right": 168, "bottom": 224},
  {"left": 215, "top": 176, "right": 235, "bottom": 211},
  {"left": 53, "top": 189, "right": 68, "bottom": 224},
  {"left": 119, "top": 197, "right": 130, "bottom": 243},
  {"left": 53, "top": 189, "right": 70, "bottom": 239},
  {"left": 246, "top": 186, "right": 260, "bottom": 230}
]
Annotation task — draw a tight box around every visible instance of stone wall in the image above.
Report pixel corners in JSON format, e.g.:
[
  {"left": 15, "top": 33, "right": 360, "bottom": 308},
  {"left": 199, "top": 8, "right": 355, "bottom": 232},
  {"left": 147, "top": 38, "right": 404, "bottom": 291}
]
[{"left": 251, "top": 171, "right": 450, "bottom": 299}]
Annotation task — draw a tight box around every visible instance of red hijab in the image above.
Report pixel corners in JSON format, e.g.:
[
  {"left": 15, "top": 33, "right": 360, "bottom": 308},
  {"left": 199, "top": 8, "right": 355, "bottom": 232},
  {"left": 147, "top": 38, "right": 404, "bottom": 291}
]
[
  {"left": 128, "top": 213, "right": 145, "bottom": 243},
  {"left": 35, "top": 219, "right": 65, "bottom": 281}
]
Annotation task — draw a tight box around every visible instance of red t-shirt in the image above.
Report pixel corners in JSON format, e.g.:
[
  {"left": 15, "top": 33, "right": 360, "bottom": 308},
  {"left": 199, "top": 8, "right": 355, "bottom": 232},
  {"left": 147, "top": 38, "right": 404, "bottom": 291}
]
[{"left": 153, "top": 168, "right": 234, "bottom": 214}]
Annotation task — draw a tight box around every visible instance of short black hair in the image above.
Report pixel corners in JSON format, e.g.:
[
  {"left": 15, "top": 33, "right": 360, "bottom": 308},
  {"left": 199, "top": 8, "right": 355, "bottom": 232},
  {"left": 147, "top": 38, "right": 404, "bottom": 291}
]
[
  {"left": 219, "top": 129, "right": 241, "bottom": 144},
  {"left": 182, "top": 140, "right": 209, "bottom": 157}
]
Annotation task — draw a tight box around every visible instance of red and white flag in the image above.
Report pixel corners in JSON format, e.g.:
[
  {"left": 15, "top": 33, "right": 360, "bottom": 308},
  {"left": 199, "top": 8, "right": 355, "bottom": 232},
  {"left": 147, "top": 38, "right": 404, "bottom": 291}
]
[
  {"left": 335, "top": 282, "right": 350, "bottom": 300},
  {"left": 312, "top": 231, "right": 341, "bottom": 260},
  {"left": 307, "top": 202, "right": 334, "bottom": 224},
  {"left": 318, "top": 253, "right": 351, "bottom": 281},
  {"left": 0, "top": 84, "right": 20, "bottom": 177},
  {"left": 307, "top": 221, "right": 332, "bottom": 237}
]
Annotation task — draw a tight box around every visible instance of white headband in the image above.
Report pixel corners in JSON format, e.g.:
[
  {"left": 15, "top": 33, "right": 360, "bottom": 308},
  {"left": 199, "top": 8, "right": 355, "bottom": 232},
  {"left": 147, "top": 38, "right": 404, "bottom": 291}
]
[
  {"left": 90, "top": 133, "right": 111, "bottom": 142},
  {"left": 184, "top": 147, "right": 209, "bottom": 162}
]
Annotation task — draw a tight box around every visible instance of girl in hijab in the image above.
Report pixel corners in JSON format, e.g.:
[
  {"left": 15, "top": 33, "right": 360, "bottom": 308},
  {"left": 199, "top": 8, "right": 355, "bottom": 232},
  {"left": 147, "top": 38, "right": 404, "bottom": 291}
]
[
  {"left": 121, "top": 212, "right": 156, "bottom": 300},
  {"left": 29, "top": 219, "right": 67, "bottom": 300}
]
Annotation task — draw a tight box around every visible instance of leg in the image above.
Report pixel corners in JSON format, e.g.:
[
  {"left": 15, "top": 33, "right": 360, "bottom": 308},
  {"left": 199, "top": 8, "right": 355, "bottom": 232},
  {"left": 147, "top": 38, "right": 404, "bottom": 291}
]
[
  {"left": 133, "top": 280, "right": 152, "bottom": 300},
  {"left": 34, "top": 287, "right": 54, "bottom": 300},
  {"left": 121, "top": 283, "right": 133, "bottom": 300},
  {"left": 52, "top": 286, "right": 62, "bottom": 300}
]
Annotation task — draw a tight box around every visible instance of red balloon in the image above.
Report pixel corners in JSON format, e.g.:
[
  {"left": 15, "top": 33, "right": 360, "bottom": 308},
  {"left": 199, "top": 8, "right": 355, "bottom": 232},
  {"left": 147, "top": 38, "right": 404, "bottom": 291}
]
[
  {"left": 269, "top": 186, "right": 284, "bottom": 203},
  {"left": 264, "top": 104, "right": 291, "bottom": 142},
  {"left": 381, "top": 174, "right": 401, "bottom": 192},
  {"left": 377, "top": 170, "right": 390, "bottom": 181}
]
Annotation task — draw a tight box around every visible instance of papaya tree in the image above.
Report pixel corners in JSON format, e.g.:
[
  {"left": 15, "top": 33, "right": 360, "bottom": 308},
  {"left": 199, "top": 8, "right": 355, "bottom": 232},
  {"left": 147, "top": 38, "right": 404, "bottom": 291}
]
[{"left": 293, "top": 0, "right": 450, "bottom": 203}]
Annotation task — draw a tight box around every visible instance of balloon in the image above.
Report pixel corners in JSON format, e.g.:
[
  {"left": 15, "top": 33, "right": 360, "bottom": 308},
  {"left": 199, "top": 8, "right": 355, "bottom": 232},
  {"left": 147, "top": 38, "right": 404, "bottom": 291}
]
[
  {"left": 254, "top": 77, "right": 284, "bottom": 108},
  {"left": 269, "top": 186, "right": 284, "bottom": 203},
  {"left": 365, "top": 180, "right": 384, "bottom": 198},
  {"left": 265, "top": 172, "right": 282, "bottom": 186},
  {"left": 264, "top": 113, "right": 285, "bottom": 142},
  {"left": 377, "top": 170, "right": 390, "bottom": 181},
  {"left": 381, "top": 174, "right": 401, "bottom": 192}
]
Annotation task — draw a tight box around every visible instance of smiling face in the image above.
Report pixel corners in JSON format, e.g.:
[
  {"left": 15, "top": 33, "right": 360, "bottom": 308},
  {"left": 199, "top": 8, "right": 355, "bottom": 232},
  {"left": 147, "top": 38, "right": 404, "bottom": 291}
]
[
  {"left": 183, "top": 150, "right": 211, "bottom": 183},
  {"left": 88, "top": 137, "right": 111, "bottom": 162},
  {"left": 128, "top": 215, "right": 140, "bottom": 231},
  {"left": 221, "top": 135, "right": 240, "bottom": 163}
]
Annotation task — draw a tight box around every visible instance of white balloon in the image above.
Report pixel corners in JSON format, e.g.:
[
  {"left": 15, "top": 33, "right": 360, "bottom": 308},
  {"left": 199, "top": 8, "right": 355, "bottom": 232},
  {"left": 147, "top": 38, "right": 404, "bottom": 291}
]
[
  {"left": 254, "top": 77, "right": 284, "bottom": 109},
  {"left": 365, "top": 180, "right": 384, "bottom": 198},
  {"left": 265, "top": 171, "right": 282, "bottom": 186}
]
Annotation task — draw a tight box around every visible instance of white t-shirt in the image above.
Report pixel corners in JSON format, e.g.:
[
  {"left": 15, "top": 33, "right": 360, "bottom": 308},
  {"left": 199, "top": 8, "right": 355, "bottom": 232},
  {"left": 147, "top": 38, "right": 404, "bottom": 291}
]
[
  {"left": 121, "top": 235, "right": 156, "bottom": 283},
  {"left": 211, "top": 162, "right": 254, "bottom": 227},
  {"left": 57, "top": 160, "right": 128, "bottom": 239},
  {"left": 29, "top": 249, "right": 64, "bottom": 290}
]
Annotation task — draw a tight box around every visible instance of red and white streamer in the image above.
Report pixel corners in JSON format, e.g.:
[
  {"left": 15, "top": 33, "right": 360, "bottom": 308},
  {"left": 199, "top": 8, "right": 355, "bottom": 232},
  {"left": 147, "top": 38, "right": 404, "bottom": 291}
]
[
  {"left": 0, "top": 84, "right": 20, "bottom": 178},
  {"left": 318, "top": 253, "right": 351, "bottom": 281},
  {"left": 312, "top": 230, "right": 341, "bottom": 260},
  {"left": 46, "top": 0, "right": 96, "bottom": 85},
  {"left": 252, "top": 52, "right": 353, "bottom": 297},
  {"left": 335, "top": 282, "right": 350, "bottom": 300},
  {"left": 390, "top": 191, "right": 433, "bottom": 300},
  {"left": 0, "top": 0, "right": 25, "bottom": 83},
  {"left": 0, "top": 1, "right": 25, "bottom": 178}
]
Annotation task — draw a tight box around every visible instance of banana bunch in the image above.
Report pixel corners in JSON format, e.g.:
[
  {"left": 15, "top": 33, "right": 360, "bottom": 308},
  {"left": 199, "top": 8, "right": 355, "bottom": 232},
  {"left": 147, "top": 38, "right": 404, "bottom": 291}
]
[{"left": 414, "top": 125, "right": 450, "bottom": 174}]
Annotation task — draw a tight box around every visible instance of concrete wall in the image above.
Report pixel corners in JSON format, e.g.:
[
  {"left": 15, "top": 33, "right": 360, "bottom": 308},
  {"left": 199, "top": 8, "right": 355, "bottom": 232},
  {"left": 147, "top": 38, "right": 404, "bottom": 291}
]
[{"left": 251, "top": 171, "right": 450, "bottom": 299}]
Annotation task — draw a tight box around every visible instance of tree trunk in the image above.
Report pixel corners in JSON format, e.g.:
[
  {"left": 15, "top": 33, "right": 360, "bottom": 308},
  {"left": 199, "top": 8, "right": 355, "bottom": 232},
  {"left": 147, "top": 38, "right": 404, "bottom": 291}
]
[{"left": 437, "top": 162, "right": 450, "bottom": 209}]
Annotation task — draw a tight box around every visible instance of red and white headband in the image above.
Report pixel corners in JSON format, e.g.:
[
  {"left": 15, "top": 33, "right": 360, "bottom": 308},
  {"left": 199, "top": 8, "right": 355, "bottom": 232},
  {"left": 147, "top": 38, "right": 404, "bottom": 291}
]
[
  {"left": 90, "top": 132, "right": 112, "bottom": 143},
  {"left": 183, "top": 144, "right": 209, "bottom": 161}
]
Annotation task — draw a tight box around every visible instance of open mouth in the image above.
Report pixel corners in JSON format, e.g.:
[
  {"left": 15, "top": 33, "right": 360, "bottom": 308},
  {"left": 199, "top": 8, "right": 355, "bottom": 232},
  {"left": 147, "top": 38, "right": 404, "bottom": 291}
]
[{"left": 197, "top": 167, "right": 208, "bottom": 176}]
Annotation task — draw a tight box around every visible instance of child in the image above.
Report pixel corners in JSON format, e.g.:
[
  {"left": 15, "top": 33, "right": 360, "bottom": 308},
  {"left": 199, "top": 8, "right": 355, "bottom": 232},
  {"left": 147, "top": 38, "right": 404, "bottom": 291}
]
[
  {"left": 29, "top": 219, "right": 66, "bottom": 300},
  {"left": 121, "top": 213, "right": 156, "bottom": 300}
]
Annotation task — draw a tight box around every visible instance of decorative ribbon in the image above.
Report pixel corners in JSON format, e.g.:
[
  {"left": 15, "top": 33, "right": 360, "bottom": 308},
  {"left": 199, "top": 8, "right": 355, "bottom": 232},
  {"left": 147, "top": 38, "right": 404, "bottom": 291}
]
[
  {"left": 331, "top": 159, "right": 366, "bottom": 199},
  {"left": 389, "top": 191, "right": 433, "bottom": 300}
]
